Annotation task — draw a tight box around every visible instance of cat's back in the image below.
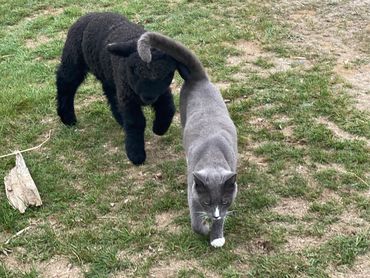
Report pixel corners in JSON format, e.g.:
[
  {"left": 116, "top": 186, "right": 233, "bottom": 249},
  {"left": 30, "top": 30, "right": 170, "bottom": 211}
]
[
  {"left": 181, "top": 80, "right": 237, "bottom": 154},
  {"left": 181, "top": 80, "right": 235, "bottom": 131}
]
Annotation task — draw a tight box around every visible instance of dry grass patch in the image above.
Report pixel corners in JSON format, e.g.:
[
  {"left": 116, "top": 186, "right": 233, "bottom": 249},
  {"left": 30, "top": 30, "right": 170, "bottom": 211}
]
[
  {"left": 23, "top": 7, "right": 64, "bottom": 22},
  {"left": 38, "top": 256, "right": 83, "bottom": 278},
  {"left": 269, "top": 0, "right": 370, "bottom": 111},
  {"left": 149, "top": 259, "right": 221, "bottom": 278},
  {"left": 2, "top": 254, "right": 82, "bottom": 277},
  {"left": 272, "top": 197, "right": 309, "bottom": 219},
  {"left": 240, "top": 151, "right": 269, "bottom": 167},
  {"left": 155, "top": 211, "right": 182, "bottom": 234},
  {"left": 316, "top": 117, "right": 370, "bottom": 147},
  {"left": 75, "top": 94, "right": 106, "bottom": 110},
  {"left": 283, "top": 235, "right": 321, "bottom": 253},
  {"left": 328, "top": 253, "right": 370, "bottom": 278},
  {"left": 25, "top": 35, "right": 50, "bottom": 49},
  {"left": 326, "top": 209, "right": 369, "bottom": 238},
  {"left": 227, "top": 40, "right": 312, "bottom": 78}
]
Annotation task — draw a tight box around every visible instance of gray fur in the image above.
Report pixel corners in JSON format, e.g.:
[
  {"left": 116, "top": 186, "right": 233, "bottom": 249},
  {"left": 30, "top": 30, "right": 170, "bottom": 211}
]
[{"left": 137, "top": 32, "right": 238, "bottom": 247}]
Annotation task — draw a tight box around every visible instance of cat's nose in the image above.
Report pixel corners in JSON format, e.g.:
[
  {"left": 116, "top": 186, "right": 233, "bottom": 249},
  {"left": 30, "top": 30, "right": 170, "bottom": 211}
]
[{"left": 213, "top": 207, "right": 221, "bottom": 220}]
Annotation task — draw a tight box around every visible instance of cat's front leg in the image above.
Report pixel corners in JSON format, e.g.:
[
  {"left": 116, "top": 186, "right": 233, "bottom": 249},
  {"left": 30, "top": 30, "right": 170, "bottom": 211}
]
[
  {"left": 210, "top": 218, "right": 225, "bottom": 248},
  {"left": 152, "top": 88, "right": 175, "bottom": 136},
  {"left": 121, "top": 101, "right": 146, "bottom": 165},
  {"left": 190, "top": 202, "right": 210, "bottom": 236}
]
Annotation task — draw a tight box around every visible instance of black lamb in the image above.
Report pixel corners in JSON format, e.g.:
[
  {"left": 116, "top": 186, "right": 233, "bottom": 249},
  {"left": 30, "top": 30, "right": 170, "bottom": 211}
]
[{"left": 56, "top": 12, "right": 177, "bottom": 165}]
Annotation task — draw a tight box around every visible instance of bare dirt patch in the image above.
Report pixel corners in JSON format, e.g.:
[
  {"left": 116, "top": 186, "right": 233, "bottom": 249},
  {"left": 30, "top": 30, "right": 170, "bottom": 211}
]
[
  {"left": 38, "top": 256, "right": 83, "bottom": 278},
  {"left": 23, "top": 7, "right": 64, "bottom": 22},
  {"left": 315, "top": 163, "right": 347, "bottom": 173},
  {"left": 149, "top": 259, "right": 221, "bottom": 278},
  {"left": 227, "top": 40, "right": 312, "bottom": 78},
  {"left": 155, "top": 211, "right": 182, "bottom": 234},
  {"left": 326, "top": 209, "right": 369, "bottom": 238},
  {"left": 282, "top": 207, "right": 369, "bottom": 253},
  {"left": 240, "top": 150, "right": 269, "bottom": 167},
  {"left": 329, "top": 253, "right": 370, "bottom": 278},
  {"left": 25, "top": 35, "right": 50, "bottom": 49},
  {"left": 75, "top": 94, "right": 106, "bottom": 110},
  {"left": 316, "top": 117, "right": 370, "bottom": 147},
  {"left": 2, "top": 255, "right": 83, "bottom": 277},
  {"left": 268, "top": 0, "right": 370, "bottom": 111},
  {"left": 272, "top": 197, "right": 309, "bottom": 219},
  {"left": 249, "top": 117, "right": 274, "bottom": 130},
  {"left": 284, "top": 235, "right": 321, "bottom": 253}
]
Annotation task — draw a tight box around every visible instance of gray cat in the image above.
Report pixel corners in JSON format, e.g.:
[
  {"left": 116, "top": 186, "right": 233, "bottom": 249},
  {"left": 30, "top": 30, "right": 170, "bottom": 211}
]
[{"left": 137, "top": 32, "right": 238, "bottom": 247}]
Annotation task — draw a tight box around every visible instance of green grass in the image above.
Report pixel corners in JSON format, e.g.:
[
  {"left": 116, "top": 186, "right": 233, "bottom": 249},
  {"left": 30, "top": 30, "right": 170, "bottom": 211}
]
[{"left": 1, "top": 0, "right": 370, "bottom": 277}]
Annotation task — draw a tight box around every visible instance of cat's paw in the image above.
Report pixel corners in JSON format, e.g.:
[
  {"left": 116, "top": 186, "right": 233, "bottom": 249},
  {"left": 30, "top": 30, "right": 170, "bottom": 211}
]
[
  {"left": 192, "top": 221, "right": 210, "bottom": 235},
  {"left": 211, "top": 237, "right": 225, "bottom": 248}
]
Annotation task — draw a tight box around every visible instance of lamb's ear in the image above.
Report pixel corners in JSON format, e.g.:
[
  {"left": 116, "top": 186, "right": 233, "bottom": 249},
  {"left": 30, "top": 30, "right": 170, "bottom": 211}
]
[
  {"left": 177, "top": 62, "right": 191, "bottom": 80},
  {"left": 106, "top": 41, "right": 137, "bottom": 57}
]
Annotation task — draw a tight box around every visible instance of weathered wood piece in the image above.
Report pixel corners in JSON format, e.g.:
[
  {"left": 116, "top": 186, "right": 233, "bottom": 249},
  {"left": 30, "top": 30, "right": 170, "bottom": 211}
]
[{"left": 4, "top": 152, "right": 42, "bottom": 213}]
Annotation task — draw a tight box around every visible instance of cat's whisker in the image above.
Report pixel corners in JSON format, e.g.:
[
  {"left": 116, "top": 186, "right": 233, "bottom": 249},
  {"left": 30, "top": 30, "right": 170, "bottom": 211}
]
[{"left": 226, "top": 210, "right": 236, "bottom": 215}]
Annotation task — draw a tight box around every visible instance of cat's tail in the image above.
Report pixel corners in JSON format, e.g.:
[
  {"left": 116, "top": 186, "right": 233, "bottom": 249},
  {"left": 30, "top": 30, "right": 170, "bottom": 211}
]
[{"left": 137, "top": 32, "right": 208, "bottom": 81}]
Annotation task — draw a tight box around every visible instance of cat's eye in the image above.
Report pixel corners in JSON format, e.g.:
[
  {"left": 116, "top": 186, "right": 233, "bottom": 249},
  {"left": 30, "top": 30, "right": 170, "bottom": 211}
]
[
  {"left": 222, "top": 200, "right": 229, "bottom": 205},
  {"left": 202, "top": 201, "right": 210, "bottom": 206}
]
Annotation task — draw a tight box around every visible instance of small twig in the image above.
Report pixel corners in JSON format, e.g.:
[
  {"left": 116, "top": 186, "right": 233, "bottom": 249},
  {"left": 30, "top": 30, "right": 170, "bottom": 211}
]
[
  {"left": 0, "top": 54, "right": 14, "bottom": 59},
  {"left": 351, "top": 172, "right": 370, "bottom": 187},
  {"left": 72, "top": 249, "right": 82, "bottom": 265},
  {"left": 4, "top": 225, "right": 33, "bottom": 245},
  {"left": 0, "top": 130, "right": 52, "bottom": 159},
  {"left": 98, "top": 216, "right": 118, "bottom": 220},
  {"left": 336, "top": 168, "right": 370, "bottom": 188}
]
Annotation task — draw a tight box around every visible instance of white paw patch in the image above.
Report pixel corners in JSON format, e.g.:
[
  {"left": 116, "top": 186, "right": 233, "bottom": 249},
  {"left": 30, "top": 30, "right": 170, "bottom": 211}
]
[{"left": 211, "top": 237, "right": 225, "bottom": 248}]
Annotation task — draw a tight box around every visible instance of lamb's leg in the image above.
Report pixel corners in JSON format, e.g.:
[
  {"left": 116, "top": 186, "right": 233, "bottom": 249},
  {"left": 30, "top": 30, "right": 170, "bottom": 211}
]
[
  {"left": 210, "top": 218, "right": 225, "bottom": 248},
  {"left": 103, "top": 83, "right": 123, "bottom": 126},
  {"left": 56, "top": 62, "right": 87, "bottom": 126},
  {"left": 151, "top": 88, "right": 175, "bottom": 136},
  {"left": 121, "top": 101, "right": 146, "bottom": 165}
]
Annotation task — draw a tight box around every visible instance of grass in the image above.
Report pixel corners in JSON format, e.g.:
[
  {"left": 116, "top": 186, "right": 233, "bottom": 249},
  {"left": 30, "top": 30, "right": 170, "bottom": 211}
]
[{"left": 1, "top": 0, "right": 370, "bottom": 277}]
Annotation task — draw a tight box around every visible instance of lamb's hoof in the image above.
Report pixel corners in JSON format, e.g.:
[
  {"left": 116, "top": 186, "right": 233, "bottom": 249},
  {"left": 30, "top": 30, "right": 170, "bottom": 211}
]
[
  {"left": 211, "top": 237, "right": 225, "bottom": 248},
  {"left": 126, "top": 148, "right": 146, "bottom": 165},
  {"left": 59, "top": 113, "right": 77, "bottom": 126},
  {"left": 153, "top": 121, "right": 170, "bottom": 136}
]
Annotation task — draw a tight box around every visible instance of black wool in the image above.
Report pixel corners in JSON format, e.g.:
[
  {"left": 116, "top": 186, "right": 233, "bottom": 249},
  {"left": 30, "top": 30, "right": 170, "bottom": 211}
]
[{"left": 56, "top": 12, "right": 177, "bottom": 165}]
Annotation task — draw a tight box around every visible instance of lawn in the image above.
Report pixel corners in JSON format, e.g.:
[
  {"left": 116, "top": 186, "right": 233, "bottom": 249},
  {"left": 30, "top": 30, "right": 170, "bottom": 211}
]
[{"left": 1, "top": 0, "right": 369, "bottom": 277}]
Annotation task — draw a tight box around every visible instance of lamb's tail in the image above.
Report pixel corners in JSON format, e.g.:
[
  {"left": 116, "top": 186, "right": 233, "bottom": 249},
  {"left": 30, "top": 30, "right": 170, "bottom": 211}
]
[{"left": 137, "top": 32, "right": 208, "bottom": 81}]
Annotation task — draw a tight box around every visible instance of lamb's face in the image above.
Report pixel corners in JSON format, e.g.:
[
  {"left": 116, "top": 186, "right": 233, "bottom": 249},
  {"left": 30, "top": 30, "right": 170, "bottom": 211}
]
[{"left": 126, "top": 52, "right": 176, "bottom": 104}]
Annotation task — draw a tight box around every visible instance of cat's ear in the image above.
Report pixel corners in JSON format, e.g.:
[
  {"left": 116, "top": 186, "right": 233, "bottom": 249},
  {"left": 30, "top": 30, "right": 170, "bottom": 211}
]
[
  {"left": 177, "top": 62, "right": 191, "bottom": 80},
  {"left": 193, "top": 172, "right": 207, "bottom": 194},
  {"left": 223, "top": 172, "right": 237, "bottom": 195},
  {"left": 107, "top": 40, "right": 137, "bottom": 57}
]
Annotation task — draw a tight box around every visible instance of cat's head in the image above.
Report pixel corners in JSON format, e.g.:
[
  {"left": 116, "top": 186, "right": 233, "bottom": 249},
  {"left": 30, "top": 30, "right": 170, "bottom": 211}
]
[{"left": 192, "top": 168, "right": 237, "bottom": 220}]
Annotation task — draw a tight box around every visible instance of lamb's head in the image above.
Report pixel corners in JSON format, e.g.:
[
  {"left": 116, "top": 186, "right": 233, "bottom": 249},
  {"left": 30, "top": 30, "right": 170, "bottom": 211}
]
[{"left": 107, "top": 40, "right": 176, "bottom": 104}]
